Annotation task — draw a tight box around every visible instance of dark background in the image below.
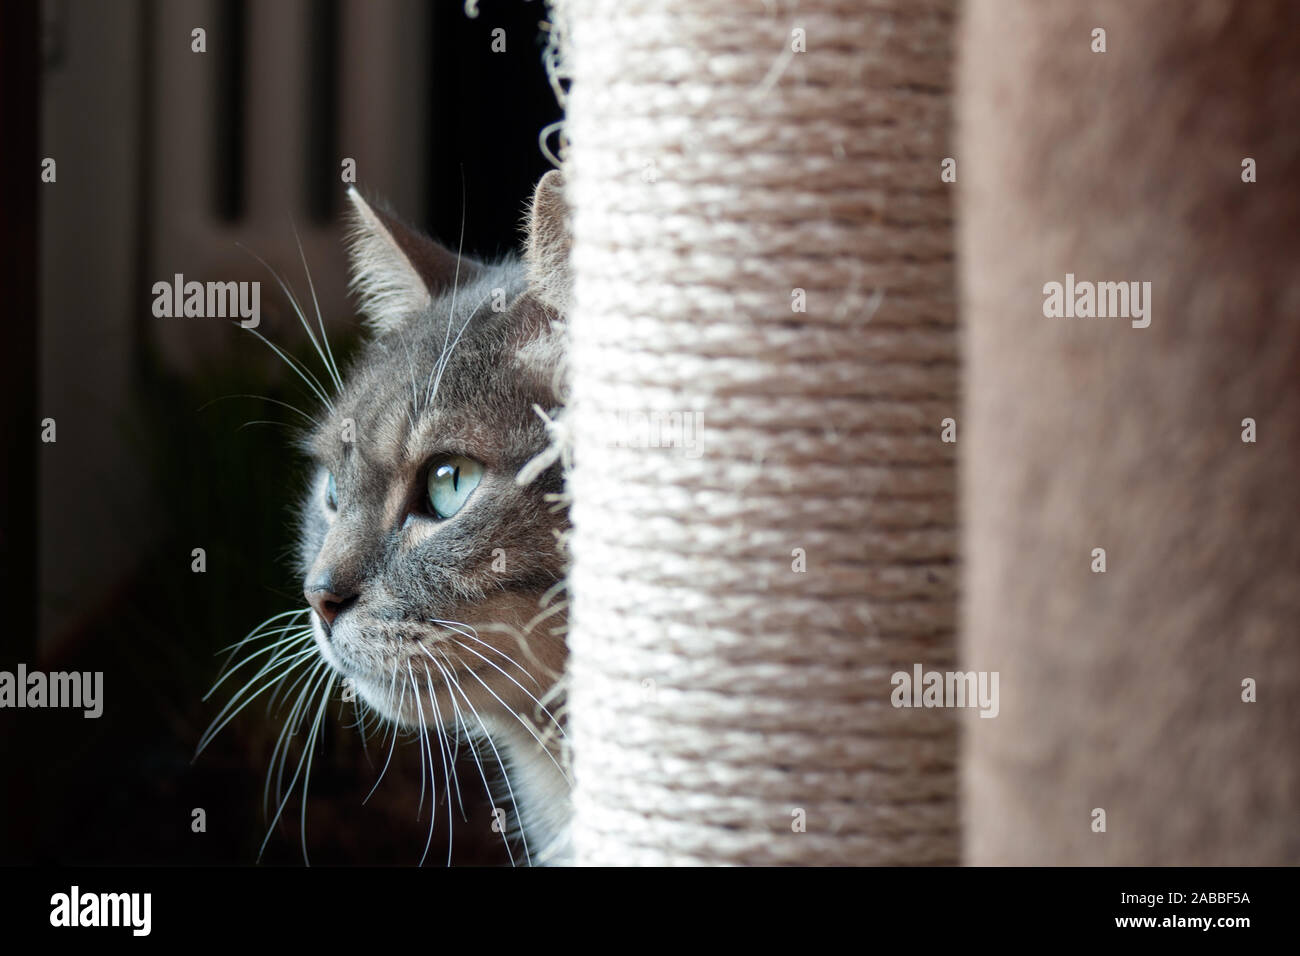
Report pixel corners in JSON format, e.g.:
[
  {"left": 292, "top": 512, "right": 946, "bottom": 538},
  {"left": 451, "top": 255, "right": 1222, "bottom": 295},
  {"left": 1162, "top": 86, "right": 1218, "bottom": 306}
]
[{"left": 2, "top": 0, "right": 561, "bottom": 866}]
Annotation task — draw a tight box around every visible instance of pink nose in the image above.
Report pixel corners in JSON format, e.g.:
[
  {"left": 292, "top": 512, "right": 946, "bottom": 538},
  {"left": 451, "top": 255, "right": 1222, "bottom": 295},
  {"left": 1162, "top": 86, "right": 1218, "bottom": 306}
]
[{"left": 305, "top": 581, "right": 357, "bottom": 628}]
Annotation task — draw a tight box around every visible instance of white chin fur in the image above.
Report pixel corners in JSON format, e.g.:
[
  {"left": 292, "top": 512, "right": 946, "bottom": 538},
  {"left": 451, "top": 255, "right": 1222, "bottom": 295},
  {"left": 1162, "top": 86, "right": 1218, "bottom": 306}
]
[{"left": 308, "top": 610, "right": 572, "bottom": 864}]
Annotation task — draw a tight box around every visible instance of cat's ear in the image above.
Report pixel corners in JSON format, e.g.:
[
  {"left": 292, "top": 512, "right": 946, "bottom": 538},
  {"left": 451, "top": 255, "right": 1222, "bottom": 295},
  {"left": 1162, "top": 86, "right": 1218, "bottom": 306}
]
[
  {"left": 345, "top": 187, "right": 476, "bottom": 332},
  {"left": 522, "top": 170, "right": 573, "bottom": 315},
  {"left": 510, "top": 171, "right": 571, "bottom": 402}
]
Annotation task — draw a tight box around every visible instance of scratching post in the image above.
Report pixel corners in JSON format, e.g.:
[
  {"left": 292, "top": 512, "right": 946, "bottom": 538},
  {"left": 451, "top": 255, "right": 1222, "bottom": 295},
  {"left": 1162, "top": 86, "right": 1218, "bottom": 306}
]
[
  {"left": 960, "top": 2, "right": 1300, "bottom": 863},
  {"left": 561, "top": 0, "right": 959, "bottom": 864}
]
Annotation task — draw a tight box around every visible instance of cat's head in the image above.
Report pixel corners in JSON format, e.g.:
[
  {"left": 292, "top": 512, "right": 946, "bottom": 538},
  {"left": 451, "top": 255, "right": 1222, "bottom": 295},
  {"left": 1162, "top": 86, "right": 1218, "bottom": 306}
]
[{"left": 296, "top": 172, "right": 572, "bottom": 744}]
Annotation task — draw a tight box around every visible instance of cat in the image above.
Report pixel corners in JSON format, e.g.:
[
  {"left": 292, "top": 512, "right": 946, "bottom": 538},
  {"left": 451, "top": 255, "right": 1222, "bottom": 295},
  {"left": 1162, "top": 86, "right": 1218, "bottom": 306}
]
[{"left": 209, "top": 171, "right": 575, "bottom": 866}]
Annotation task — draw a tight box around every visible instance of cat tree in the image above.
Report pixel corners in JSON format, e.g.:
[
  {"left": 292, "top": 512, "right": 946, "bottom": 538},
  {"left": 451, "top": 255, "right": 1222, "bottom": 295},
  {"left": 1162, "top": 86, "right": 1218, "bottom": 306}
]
[{"left": 558, "top": 0, "right": 960, "bottom": 864}]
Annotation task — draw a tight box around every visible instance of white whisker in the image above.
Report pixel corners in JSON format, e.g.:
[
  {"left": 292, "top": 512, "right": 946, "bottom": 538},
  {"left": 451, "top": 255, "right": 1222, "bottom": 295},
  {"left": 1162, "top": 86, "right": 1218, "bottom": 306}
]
[
  {"left": 440, "top": 650, "right": 532, "bottom": 866},
  {"left": 297, "top": 669, "right": 338, "bottom": 864},
  {"left": 260, "top": 661, "right": 333, "bottom": 861},
  {"left": 427, "top": 618, "right": 543, "bottom": 688},
  {"left": 237, "top": 241, "right": 339, "bottom": 409},
  {"left": 434, "top": 653, "right": 515, "bottom": 866},
  {"left": 420, "top": 662, "right": 456, "bottom": 866},
  {"left": 291, "top": 218, "right": 344, "bottom": 393},
  {"left": 197, "top": 640, "right": 316, "bottom": 756},
  {"left": 423, "top": 178, "right": 470, "bottom": 410},
  {"left": 364, "top": 665, "right": 406, "bottom": 805},
  {"left": 265, "top": 658, "right": 329, "bottom": 821},
  {"left": 449, "top": 638, "right": 568, "bottom": 751},
  {"left": 408, "top": 663, "right": 430, "bottom": 822}
]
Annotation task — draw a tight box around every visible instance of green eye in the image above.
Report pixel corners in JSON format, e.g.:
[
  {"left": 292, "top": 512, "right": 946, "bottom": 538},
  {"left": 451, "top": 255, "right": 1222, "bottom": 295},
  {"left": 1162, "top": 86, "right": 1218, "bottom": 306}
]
[
  {"left": 325, "top": 472, "right": 338, "bottom": 510},
  {"left": 427, "top": 456, "right": 483, "bottom": 519}
]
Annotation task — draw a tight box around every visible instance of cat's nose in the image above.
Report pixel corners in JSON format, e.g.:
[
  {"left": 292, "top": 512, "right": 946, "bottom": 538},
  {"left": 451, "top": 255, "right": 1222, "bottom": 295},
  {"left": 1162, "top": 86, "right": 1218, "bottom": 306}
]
[{"left": 305, "top": 578, "right": 359, "bottom": 628}]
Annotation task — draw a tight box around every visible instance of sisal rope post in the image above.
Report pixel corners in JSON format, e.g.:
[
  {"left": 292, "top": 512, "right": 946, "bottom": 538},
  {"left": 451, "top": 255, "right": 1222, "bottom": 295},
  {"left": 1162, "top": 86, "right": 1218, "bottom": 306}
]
[{"left": 560, "top": 0, "right": 959, "bottom": 864}]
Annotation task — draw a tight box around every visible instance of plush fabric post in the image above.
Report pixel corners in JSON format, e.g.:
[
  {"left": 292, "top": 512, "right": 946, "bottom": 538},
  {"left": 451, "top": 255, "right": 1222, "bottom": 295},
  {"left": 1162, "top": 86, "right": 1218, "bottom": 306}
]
[{"left": 959, "top": 1, "right": 1300, "bottom": 864}]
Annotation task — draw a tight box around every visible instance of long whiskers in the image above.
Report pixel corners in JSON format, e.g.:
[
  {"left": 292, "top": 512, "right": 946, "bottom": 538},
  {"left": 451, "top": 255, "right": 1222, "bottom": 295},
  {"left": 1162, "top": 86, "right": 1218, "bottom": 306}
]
[
  {"left": 266, "top": 657, "right": 330, "bottom": 819},
  {"left": 407, "top": 662, "right": 432, "bottom": 827},
  {"left": 423, "top": 175, "right": 470, "bottom": 411},
  {"left": 427, "top": 650, "right": 517, "bottom": 866},
  {"left": 363, "top": 666, "right": 406, "bottom": 805},
  {"left": 296, "top": 668, "right": 337, "bottom": 863},
  {"left": 203, "top": 603, "right": 565, "bottom": 866},
  {"left": 425, "top": 285, "right": 494, "bottom": 410},
  {"left": 197, "top": 609, "right": 317, "bottom": 757},
  {"left": 421, "top": 662, "right": 457, "bottom": 866},
  {"left": 242, "top": 324, "right": 337, "bottom": 415},
  {"left": 236, "top": 242, "right": 341, "bottom": 410},
  {"left": 428, "top": 620, "right": 564, "bottom": 739},
  {"left": 260, "top": 660, "right": 334, "bottom": 862},
  {"left": 438, "top": 647, "right": 533, "bottom": 867},
  {"left": 425, "top": 618, "right": 541, "bottom": 688},
  {"left": 198, "top": 393, "right": 323, "bottom": 431},
  {"left": 448, "top": 642, "right": 570, "bottom": 784},
  {"left": 290, "top": 218, "right": 344, "bottom": 394}
]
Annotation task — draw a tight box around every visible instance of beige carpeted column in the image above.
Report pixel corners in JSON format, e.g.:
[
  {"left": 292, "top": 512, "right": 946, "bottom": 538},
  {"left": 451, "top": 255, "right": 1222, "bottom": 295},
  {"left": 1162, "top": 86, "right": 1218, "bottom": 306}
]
[{"left": 959, "top": 1, "right": 1300, "bottom": 864}]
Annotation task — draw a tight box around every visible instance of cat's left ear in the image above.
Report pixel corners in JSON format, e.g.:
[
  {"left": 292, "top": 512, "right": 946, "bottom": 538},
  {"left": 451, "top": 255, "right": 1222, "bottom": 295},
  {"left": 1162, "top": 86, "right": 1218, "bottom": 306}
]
[
  {"left": 522, "top": 170, "right": 573, "bottom": 315},
  {"left": 511, "top": 171, "right": 572, "bottom": 402},
  {"left": 345, "top": 187, "right": 478, "bottom": 333}
]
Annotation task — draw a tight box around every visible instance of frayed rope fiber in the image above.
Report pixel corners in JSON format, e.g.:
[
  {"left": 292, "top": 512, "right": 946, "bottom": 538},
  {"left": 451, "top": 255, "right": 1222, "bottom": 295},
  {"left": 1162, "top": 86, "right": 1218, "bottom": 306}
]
[{"left": 559, "top": 0, "right": 959, "bottom": 864}]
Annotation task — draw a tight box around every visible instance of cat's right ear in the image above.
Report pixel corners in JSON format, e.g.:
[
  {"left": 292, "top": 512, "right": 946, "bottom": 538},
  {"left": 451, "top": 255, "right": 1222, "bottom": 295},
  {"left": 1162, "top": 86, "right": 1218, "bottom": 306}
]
[{"left": 344, "top": 187, "right": 477, "bottom": 333}]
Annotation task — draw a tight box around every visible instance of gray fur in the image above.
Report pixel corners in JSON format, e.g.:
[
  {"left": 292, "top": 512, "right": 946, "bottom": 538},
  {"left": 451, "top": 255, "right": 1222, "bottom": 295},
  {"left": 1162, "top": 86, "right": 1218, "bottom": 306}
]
[{"left": 293, "top": 181, "right": 573, "bottom": 864}]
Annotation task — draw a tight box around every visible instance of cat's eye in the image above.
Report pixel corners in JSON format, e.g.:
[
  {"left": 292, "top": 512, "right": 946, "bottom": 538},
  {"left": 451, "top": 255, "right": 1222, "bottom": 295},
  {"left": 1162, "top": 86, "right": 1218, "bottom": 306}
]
[
  {"left": 427, "top": 456, "right": 483, "bottom": 519},
  {"left": 325, "top": 472, "right": 338, "bottom": 511}
]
